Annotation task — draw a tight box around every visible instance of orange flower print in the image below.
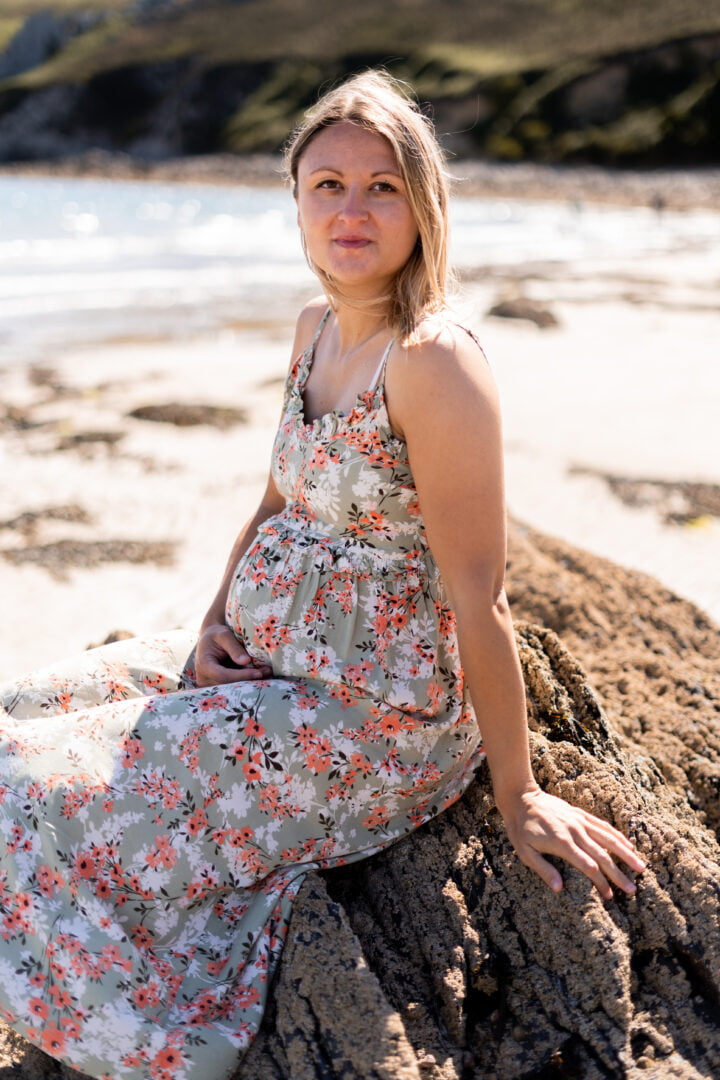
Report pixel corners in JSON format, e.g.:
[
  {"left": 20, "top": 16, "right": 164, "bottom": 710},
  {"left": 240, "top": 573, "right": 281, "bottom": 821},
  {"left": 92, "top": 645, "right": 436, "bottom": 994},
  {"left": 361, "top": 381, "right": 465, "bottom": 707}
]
[
  {"left": 329, "top": 683, "right": 356, "bottom": 709},
  {"left": 120, "top": 735, "right": 145, "bottom": 768},
  {"left": 60, "top": 1016, "right": 82, "bottom": 1039},
  {"left": 185, "top": 808, "right": 209, "bottom": 836},
  {"left": 253, "top": 615, "right": 292, "bottom": 653},
  {"left": 206, "top": 956, "right": 229, "bottom": 976},
  {"left": 73, "top": 853, "right": 97, "bottom": 880},
  {"left": 133, "top": 985, "right": 151, "bottom": 1009},
  {"left": 40, "top": 1024, "right": 67, "bottom": 1057},
  {"left": 49, "top": 986, "right": 73, "bottom": 1009},
  {"left": 150, "top": 1045, "right": 185, "bottom": 1078},
  {"left": 305, "top": 751, "right": 331, "bottom": 774},
  {"left": 242, "top": 759, "right": 262, "bottom": 784},
  {"left": 28, "top": 997, "right": 49, "bottom": 1021},
  {"left": 228, "top": 742, "right": 247, "bottom": 764},
  {"left": 145, "top": 835, "right": 178, "bottom": 870},
  {"left": 295, "top": 723, "right": 318, "bottom": 750},
  {"left": 378, "top": 713, "right": 403, "bottom": 738},
  {"left": 130, "top": 924, "right": 155, "bottom": 951},
  {"left": 94, "top": 878, "right": 112, "bottom": 900},
  {"left": 362, "top": 804, "right": 391, "bottom": 830}
]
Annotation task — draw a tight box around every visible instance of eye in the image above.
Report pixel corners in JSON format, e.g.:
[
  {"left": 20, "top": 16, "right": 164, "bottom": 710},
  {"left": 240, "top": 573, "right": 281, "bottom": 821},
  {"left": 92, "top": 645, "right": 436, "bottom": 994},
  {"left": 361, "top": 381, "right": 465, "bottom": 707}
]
[
  {"left": 372, "top": 180, "right": 397, "bottom": 193},
  {"left": 315, "top": 178, "right": 341, "bottom": 190}
]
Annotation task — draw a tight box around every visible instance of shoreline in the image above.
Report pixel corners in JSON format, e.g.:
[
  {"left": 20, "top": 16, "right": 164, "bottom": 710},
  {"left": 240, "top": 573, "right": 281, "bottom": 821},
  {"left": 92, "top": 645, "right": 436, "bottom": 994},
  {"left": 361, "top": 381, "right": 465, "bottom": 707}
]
[{"left": 1, "top": 150, "right": 720, "bottom": 211}]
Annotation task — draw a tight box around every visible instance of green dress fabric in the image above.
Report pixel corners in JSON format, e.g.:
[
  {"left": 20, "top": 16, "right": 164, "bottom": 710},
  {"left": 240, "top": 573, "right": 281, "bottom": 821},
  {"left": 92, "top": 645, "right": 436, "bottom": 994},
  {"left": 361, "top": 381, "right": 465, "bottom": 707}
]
[{"left": 0, "top": 309, "right": 484, "bottom": 1080}]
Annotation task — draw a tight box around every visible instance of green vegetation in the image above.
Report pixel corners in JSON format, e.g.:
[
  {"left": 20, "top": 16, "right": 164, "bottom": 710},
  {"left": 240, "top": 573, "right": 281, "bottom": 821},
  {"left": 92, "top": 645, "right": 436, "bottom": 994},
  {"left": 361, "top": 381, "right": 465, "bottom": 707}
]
[
  {"left": 0, "top": 0, "right": 126, "bottom": 14},
  {"left": 2, "top": 15, "right": 131, "bottom": 89},
  {"left": 0, "top": 0, "right": 719, "bottom": 164},
  {"left": 3, "top": 0, "right": 720, "bottom": 89},
  {"left": 0, "top": 18, "right": 24, "bottom": 53}
]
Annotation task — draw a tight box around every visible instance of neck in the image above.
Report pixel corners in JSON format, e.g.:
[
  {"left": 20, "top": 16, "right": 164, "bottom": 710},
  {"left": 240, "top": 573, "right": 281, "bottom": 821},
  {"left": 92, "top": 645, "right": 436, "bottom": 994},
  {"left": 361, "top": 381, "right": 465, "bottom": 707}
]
[{"left": 330, "top": 299, "right": 389, "bottom": 358}]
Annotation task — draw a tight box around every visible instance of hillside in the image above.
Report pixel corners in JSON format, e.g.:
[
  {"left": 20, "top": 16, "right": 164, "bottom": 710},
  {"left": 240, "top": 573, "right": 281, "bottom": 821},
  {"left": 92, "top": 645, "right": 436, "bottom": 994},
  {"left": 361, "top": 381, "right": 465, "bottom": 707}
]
[{"left": 0, "top": 0, "right": 719, "bottom": 165}]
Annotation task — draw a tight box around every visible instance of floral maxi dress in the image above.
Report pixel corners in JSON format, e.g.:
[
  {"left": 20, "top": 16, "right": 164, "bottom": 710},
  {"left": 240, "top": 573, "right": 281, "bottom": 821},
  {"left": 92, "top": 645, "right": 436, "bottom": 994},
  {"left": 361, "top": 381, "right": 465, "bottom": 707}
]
[{"left": 0, "top": 309, "right": 485, "bottom": 1080}]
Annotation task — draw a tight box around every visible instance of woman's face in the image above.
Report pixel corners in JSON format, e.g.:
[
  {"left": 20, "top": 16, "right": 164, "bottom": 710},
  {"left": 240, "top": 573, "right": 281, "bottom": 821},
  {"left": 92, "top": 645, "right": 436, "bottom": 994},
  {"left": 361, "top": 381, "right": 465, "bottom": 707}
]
[{"left": 295, "top": 121, "right": 419, "bottom": 297}]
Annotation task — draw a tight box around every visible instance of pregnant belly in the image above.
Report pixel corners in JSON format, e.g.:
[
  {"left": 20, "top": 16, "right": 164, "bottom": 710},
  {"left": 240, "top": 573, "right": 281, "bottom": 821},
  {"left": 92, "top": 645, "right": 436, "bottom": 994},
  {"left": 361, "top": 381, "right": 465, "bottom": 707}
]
[{"left": 225, "top": 538, "right": 461, "bottom": 718}]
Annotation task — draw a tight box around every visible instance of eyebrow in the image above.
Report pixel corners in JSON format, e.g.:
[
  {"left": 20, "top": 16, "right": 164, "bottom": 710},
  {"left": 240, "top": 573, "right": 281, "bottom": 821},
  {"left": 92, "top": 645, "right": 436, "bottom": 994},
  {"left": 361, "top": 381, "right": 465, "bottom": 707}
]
[{"left": 308, "top": 167, "right": 403, "bottom": 179}]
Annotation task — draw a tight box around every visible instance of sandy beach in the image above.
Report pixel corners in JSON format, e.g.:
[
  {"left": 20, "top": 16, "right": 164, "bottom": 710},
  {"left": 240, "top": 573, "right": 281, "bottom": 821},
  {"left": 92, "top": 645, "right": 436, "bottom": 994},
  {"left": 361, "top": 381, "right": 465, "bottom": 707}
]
[{"left": 1, "top": 158, "right": 718, "bottom": 681}]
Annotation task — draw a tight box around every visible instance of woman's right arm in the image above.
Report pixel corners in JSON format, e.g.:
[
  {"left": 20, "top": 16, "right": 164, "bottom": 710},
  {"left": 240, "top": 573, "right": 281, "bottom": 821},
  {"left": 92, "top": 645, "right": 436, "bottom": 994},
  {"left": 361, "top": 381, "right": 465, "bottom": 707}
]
[
  {"left": 194, "top": 474, "right": 285, "bottom": 686},
  {"left": 194, "top": 297, "right": 327, "bottom": 688}
]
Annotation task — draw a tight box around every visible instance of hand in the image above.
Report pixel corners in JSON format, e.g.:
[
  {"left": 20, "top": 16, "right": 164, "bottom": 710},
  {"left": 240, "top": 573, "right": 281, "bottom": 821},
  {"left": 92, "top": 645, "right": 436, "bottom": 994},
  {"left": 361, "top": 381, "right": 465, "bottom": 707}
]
[
  {"left": 498, "top": 786, "right": 646, "bottom": 899},
  {"left": 195, "top": 623, "right": 272, "bottom": 687}
]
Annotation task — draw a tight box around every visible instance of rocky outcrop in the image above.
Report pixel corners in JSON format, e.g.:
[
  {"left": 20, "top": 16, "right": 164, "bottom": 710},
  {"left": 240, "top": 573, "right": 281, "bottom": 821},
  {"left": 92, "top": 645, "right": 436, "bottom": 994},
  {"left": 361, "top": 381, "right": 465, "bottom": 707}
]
[
  {"left": 2, "top": 522, "right": 720, "bottom": 1079},
  {"left": 0, "top": 11, "right": 103, "bottom": 82},
  {"left": 0, "top": 3, "right": 718, "bottom": 165},
  {"left": 241, "top": 572, "right": 720, "bottom": 1079}
]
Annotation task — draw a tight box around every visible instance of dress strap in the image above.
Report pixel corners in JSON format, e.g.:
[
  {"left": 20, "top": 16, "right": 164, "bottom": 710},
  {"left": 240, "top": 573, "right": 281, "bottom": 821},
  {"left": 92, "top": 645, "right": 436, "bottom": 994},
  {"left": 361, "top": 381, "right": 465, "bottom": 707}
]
[
  {"left": 310, "top": 306, "right": 333, "bottom": 349},
  {"left": 367, "top": 338, "right": 394, "bottom": 394},
  {"left": 458, "top": 324, "right": 490, "bottom": 366}
]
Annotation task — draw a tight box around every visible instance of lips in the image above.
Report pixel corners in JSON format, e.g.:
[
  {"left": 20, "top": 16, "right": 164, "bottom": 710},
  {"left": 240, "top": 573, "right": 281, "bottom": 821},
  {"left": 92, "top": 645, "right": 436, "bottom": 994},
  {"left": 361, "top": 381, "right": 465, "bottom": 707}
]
[{"left": 334, "top": 236, "right": 372, "bottom": 248}]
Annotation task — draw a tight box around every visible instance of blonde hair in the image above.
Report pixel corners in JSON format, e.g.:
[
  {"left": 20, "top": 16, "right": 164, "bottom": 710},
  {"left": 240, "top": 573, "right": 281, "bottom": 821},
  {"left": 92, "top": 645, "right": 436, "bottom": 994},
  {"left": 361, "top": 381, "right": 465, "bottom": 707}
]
[{"left": 284, "top": 70, "right": 450, "bottom": 342}]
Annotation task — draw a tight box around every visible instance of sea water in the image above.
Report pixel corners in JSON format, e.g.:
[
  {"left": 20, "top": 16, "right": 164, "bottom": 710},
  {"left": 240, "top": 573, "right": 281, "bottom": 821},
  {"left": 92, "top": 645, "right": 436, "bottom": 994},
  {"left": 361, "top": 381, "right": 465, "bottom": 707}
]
[{"left": 1, "top": 173, "right": 719, "bottom": 365}]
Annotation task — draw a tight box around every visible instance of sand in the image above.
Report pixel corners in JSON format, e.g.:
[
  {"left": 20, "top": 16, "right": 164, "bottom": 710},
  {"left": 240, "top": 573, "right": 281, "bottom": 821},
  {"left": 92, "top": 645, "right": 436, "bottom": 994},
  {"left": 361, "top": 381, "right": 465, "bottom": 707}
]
[{"left": 1, "top": 243, "right": 718, "bottom": 679}]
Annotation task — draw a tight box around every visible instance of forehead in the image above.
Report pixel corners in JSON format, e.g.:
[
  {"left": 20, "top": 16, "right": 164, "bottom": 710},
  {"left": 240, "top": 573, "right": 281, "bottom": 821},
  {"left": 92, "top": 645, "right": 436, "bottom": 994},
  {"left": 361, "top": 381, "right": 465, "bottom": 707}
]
[{"left": 298, "top": 121, "right": 399, "bottom": 173}]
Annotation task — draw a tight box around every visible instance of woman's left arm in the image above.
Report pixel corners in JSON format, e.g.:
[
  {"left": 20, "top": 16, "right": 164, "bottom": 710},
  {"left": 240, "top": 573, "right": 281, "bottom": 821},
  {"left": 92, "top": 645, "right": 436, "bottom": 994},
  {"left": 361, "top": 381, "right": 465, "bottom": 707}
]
[{"left": 386, "top": 326, "right": 645, "bottom": 898}]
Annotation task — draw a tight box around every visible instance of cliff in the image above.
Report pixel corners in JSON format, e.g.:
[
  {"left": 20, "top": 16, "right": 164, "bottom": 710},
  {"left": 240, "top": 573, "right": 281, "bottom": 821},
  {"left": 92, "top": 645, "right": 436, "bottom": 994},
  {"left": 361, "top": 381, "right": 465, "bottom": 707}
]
[{"left": 0, "top": 1, "right": 719, "bottom": 166}]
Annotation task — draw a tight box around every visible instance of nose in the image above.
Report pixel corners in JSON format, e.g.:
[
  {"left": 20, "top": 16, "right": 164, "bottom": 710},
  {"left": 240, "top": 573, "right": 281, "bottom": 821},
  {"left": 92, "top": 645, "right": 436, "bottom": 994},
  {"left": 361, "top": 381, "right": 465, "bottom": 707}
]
[{"left": 337, "top": 185, "right": 369, "bottom": 223}]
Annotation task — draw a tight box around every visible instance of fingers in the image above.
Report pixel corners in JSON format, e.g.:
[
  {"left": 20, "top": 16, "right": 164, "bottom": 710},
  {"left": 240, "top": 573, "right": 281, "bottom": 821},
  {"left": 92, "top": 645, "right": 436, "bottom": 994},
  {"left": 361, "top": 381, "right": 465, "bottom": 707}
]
[
  {"left": 518, "top": 831, "right": 640, "bottom": 900},
  {"left": 506, "top": 790, "right": 646, "bottom": 899},
  {"left": 195, "top": 625, "right": 272, "bottom": 686},
  {"left": 565, "top": 836, "right": 631, "bottom": 900},
  {"left": 579, "top": 811, "right": 647, "bottom": 874},
  {"left": 197, "top": 662, "right": 273, "bottom": 687},
  {"left": 217, "top": 630, "right": 255, "bottom": 668},
  {"left": 519, "top": 847, "right": 564, "bottom": 894}
]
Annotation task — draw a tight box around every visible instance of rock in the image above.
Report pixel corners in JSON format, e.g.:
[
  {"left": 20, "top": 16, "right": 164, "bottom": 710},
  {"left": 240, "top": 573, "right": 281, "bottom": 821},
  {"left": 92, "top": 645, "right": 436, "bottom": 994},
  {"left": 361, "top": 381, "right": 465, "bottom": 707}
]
[
  {"left": 127, "top": 402, "right": 248, "bottom": 428},
  {"left": 0, "top": 538, "right": 176, "bottom": 580},
  {"left": 241, "top": 523, "right": 720, "bottom": 1079},
  {"left": 85, "top": 629, "right": 136, "bottom": 651},
  {"left": 0, "top": 12, "right": 70, "bottom": 82},
  {"left": 1, "top": 522, "right": 719, "bottom": 1078},
  {"left": 486, "top": 296, "right": 559, "bottom": 329}
]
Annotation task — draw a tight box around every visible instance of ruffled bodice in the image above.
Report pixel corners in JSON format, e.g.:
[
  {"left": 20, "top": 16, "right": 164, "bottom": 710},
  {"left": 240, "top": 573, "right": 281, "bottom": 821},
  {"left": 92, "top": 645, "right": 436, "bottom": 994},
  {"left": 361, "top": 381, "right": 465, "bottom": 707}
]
[{"left": 226, "top": 312, "right": 469, "bottom": 721}]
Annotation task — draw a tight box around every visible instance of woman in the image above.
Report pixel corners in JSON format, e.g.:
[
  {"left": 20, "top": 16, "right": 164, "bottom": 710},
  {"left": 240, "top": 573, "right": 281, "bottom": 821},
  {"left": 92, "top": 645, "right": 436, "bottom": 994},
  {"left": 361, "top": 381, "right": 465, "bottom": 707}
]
[{"left": 0, "top": 72, "right": 644, "bottom": 1079}]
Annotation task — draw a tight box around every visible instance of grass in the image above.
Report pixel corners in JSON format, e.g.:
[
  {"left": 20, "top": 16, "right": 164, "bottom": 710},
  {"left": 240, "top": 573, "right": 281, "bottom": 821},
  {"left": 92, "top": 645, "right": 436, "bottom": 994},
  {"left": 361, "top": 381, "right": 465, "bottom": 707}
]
[
  {"left": 1, "top": 0, "right": 718, "bottom": 162},
  {"left": 0, "top": 17, "right": 24, "bottom": 52},
  {"left": 0, "top": 0, "right": 126, "bottom": 14},
  {"left": 2, "top": 14, "right": 131, "bottom": 88},
  {"left": 2, "top": 0, "right": 720, "bottom": 92}
]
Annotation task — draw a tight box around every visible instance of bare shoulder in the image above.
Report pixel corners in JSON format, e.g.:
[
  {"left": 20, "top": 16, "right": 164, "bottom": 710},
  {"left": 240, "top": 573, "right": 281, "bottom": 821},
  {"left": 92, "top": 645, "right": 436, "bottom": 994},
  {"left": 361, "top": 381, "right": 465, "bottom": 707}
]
[
  {"left": 387, "top": 318, "right": 499, "bottom": 439},
  {"left": 291, "top": 296, "right": 330, "bottom": 356}
]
